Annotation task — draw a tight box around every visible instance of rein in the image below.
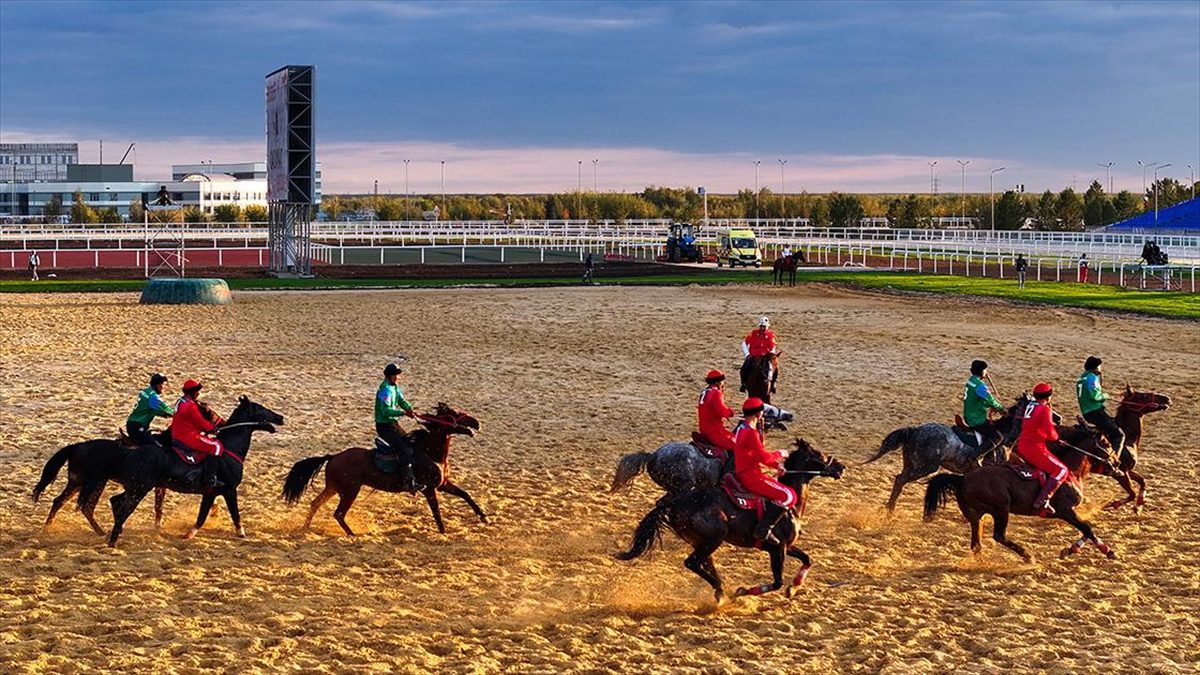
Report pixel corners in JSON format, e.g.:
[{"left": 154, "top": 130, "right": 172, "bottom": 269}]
[
  {"left": 216, "top": 422, "right": 263, "bottom": 431},
  {"left": 1119, "top": 399, "right": 1163, "bottom": 413},
  {"left": 1061, "top": 443, "right": 1114, "bottom": 467}
]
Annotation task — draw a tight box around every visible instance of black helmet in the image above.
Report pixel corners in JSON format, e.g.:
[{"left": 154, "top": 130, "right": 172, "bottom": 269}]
[
  {"left": 383, "top": 363, "right": 402, "bottom": 377},
  {"left": 150, "top": 373, "right": 168, "bottom": 387},
  {"left": 970, "top": 360, "right": 988, "bottom": 376},
  {"left": 1084, "top": 356, "right": 1102, "bottom": 371}
]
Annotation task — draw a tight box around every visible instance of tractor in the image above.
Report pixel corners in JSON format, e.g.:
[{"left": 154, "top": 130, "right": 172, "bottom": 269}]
[{"left": 665, "top": 222, "right": 702, "bottom": 263}]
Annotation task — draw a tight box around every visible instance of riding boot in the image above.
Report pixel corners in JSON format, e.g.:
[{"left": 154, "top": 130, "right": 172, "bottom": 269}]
[
  {"left": 753, "top": 505, "right": 788, "bottom": 546},
  {"left": 1033, "top": 475, "right": 1062, "bottom": 517},
  {"left": 201, "top": 457, "right": 222, "bottom": 489},
  {"left": 397, "top": 445, "right": 426, "bottom": 494}
]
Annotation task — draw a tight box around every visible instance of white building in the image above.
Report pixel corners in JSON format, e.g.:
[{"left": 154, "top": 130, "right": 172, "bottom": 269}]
[
  {"left": 0, "top": 178, "right": 267, "bottom": 220},
  {"left": 171, "top": 162, "right": 322, "bottom": 204},
  {"left": 0, "top": 143, "right": 79, "bottom": 182}
]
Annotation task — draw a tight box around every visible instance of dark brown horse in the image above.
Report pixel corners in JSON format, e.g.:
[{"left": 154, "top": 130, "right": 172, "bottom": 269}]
[
  {"left": 281, "top": 403, "right": 484, "bottom": 535},
  {"left": 1095, "top": 386, "right": 1171, "bottom": 512},
  {"left": 741, "top": 352, "right": 781, "bottom": 404},
  {"left": 923, "top": 440, "right": 1119, "bottom": 562},
  {"left": 616, "top": 438, "right": 845, "bottom": 604},
  {"left": 772, "top": 250, "right": 806, "bottom": 286}
]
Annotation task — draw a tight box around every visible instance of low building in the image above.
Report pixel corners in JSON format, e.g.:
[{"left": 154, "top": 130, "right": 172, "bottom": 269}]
[
  {"left": 172, "top": 162, "right": 322, "bottom": 204},
  {"left": 0, "top": 143, "right": 79, "bottom": 182},
  {"left": 0, "top": 177, "right": 267, "bottom": 220}
]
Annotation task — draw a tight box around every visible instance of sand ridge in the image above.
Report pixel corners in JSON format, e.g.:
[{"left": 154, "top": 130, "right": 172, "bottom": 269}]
[{"left": 1, "top": 285, "right": 1197, "bottom": 673}]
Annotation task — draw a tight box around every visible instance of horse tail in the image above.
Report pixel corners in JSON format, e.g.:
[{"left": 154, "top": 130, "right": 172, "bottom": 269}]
[
  {"left": 32, "top": 444, "right": 76, "bottom": 502},
  {"left": 281, "top": 455, "right": 333, "bottom": 504},
  {"left": 923, "top": 473, "right": 965, "bottom": 522},
  {"left": 610, "top": 451, "right": 652, "bottom": 493},
  {"left": 864, "top": 427, "right": 911, "bottom": 464},
  {"left": 614, "top": 497, "right": 671, "bottom": 561}
]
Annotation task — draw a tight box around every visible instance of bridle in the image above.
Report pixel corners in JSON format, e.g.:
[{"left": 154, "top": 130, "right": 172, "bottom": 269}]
[
  {"left": 415, "top": 409, "right": 474, "bottom": 430},
  {"left": 1118, "top": 396, "right": 1167, "bottom": 414}
]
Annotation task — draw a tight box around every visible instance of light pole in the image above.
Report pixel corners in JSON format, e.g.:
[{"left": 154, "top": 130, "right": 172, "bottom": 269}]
[
  {"left": 402, "top": 159, "right": 411, "bottom": 220},
  {"left": 440, "top": 160, "right": 446, "bottom": 221},
  {"left": 1137, "top": 160, "right": 1157, "bottom": 196},
  {"left": 576, "top": 160, "right": 582, "bottom": 219},
  {"left": 753, "top": 160, "right": 762, "bottom": 220},
  {"left": 928, "top": 160, "right": 938, "bottom": 194},
  {"left": 592, "top": 158, "right": 598, "bottom": 191},
  {"left": 1188, "top": 164, "right": 1195, "bottom": 201},
  {"left": 202, "top": 159, "right": 212, "bottom": 215},
  {"left": 989, "top": 166, "right": 1005, "bottom": 231},
  {"left": 1095, "top": 162, "right": 1114, "bottom": 194},
  {"left": 373, "top": 179, "right": 378, "bottom": 224},
  {"left": 1153, "top": 163, "right": 1172, "bottom": 224},
  {"left": 777, "top": 159, "right": 787, "bottom": 220},
  {"left": 956, "top": 159, "right": 970, "bottom": 224}
]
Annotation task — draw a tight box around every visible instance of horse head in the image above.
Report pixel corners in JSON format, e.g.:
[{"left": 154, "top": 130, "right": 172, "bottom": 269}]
[
  {"left": 421, "top": 402, "right": 480, "bottom": 437},
  {"left": 1120, "top": 386, "right": 1171, "bottom": 416},
  {"left": 228, "top": 395, "right": 286, "bottom": 433},
  {"left": 785, "top": 437, "right": 845, "bottom": 480}
]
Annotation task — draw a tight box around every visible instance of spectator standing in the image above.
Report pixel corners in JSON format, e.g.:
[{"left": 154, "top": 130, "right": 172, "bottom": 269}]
[
  {"left": 1015, "top": 254, "right": 1028, "bottom": 290},
  {"left": 28, "top": 250, "right": 40, "bottom": 281},
  {"left": 1077, "top": 253, "right": 1089, "bottom": 283}
]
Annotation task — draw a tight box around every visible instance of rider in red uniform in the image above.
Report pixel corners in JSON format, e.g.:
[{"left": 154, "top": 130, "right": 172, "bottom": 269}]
[
  {"left": 733, "top": 396, "right": 797, "bottom": 545},
  {"left": 170, "top": 379, "right": 225, "bottom": 487},
  {"left": 697, "top": 370, "right": 735, "bottom": 452},
  {"left": 740, "top": 317, "right": 779, "bottom": 393},
  {"left": 1015, "top": 382, "right": 1069, "bottom": 516}
]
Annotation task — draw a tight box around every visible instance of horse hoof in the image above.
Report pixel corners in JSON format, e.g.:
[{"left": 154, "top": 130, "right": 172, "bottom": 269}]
[
  {"left": 733, "top": 587, "right": 750, "bottom": 598},
  {"left": 236, "top": 527, "right": 246, "bottom": 538},
  {"left": 183, "top": 528, "right": 199, "bottom": 541},
  {"left": 1106, "top": 550, "right": 1118, "bottom": 560}
]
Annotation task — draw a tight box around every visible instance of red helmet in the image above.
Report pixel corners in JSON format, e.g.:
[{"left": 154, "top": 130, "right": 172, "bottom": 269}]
[
  {"left": 742, "top": 397, "right": 765, "bottom": 414},
  {"left": 182, "top": 379, "right": 202, "bottom": 393},
  {"left": 1032, "top": 382, "right": 1053, "bottom": 398},
  {"left": 705, "top": 370, "right": 726, "bottom": 384}
]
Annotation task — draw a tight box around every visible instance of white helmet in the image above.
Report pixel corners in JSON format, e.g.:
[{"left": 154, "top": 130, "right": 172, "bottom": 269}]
[{"left": 759, "top": 316, "right": 770, "bottom": 327}]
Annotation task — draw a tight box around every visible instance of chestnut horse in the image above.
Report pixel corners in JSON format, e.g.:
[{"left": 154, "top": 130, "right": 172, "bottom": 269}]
[
  {"left": 923, "top": 439, "right": 1120, "bottom": 562},
  {"left": 282, "top": 403, "right": 484, "bottom": 535},
  {"left": 772, "top": 250, "right": 806, "bottom": 286},
  {"left": 1095, "top": 386, "right": 1171, "bottom": 512}
]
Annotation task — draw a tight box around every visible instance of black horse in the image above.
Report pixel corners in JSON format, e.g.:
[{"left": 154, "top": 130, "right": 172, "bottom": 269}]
[
  {"left": 616, "top": 438, "right": 845, "bottom": 604},
  {"left": 105, "top": 396, "right": 284, "bottom": 547}
]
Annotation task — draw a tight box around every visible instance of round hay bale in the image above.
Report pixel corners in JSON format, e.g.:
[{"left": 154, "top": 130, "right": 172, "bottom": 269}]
[{"left": 140, "top": 278, "right": 233, "bottom": 305}]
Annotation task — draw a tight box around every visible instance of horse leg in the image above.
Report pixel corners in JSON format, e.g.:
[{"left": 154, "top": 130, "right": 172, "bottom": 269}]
[
  {"left": 1129, "top": 469, "right": 1147, "bottom": 513},
  {"left": 1058, "top": 509, "right": 1117, "bottom": 560},
  {"left": 304, "top": 484, "right": 336, "bottom": 530},
  {"left": 736, "top": 544, "right": 786, "bottom": 598},
  {"left": 423, "top": 487, "right": 446, "bottom": 534},
  {"left": 154, "top": 487, "right": 166, "bottom": 530},
  {"left": 683, "top": 540, "right": 725, "bottom": 604},
  {"left": 785, "top": 546, "right": 813, "bottom": 597},
  {"left": 44, "top": 478, "right": 81, "bottom": 532},
  {"left": 79, "top": 482, "right": 107, "bottom": 536},
  {"left": 1104, "top": 469, "right": 1138, "bottom": 511},
  {"left": 991, "top": 510, "right": 1031, "bottom": 562},
  {"left": 184, "top": 493, "right": 218, "bottom": 540},
  {"left": 223, "top": 490, "right": 245, "bottom": 537},
  {"left": 333, "top": 483, "right": 362, "bottom": 537},
  {"left": 107, "top": 488, "right": 151, "bottom": 548},
  {"left": 969, "top": 513, "right": 984, "bottom": 556},
  {"left": 438, "top": 480, "right": 488, "bottom": 523}
]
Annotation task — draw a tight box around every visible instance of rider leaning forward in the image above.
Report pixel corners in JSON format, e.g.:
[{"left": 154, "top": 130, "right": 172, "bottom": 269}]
[
  {"left": 1015, "top": 382, "right": 1069, "bottom": 516},
  {"left": 126, "top": 373, "right": 175, "bottom": 447},
  {"left": 169, "top": 379, "right": 226, "bottom": 488},
  {"left": 734, "top": 396, "right": 797, "bottom": 545},
  {"left": 1077, "top": 356, "right": 1125, "bottom": 459},
  {"left": 376, "top": 363, "right": 423, "bottom": 493},
  {"left": 963, "top": 360, "right": 1006, "bottom": 456},
  {"left": 697, "top": 369, "right": 736, "bottom": 453}
]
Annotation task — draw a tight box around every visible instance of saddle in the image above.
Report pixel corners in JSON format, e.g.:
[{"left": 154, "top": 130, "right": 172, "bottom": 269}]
[
  {"left": 164, "top": 440, "right": 206, "bottom": 484},
  {"left": 372, "top": 438, "right": 401, "bottom": 473},
  {"left": 1005, "top": 459, "right": 1045, "bottom": 484},
  {"left": 951, "top": 419, "right": 984, "bottom": 449},
  {"left": 720, "top": 473, "right": 765, "bottom": 519},
  {"left": 690, "top": 432, "right": 728, "bottom": 461}
]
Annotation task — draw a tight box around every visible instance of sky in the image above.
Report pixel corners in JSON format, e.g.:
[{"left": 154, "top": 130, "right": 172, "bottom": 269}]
[{"left": 1, "top": 0, "right": 1198, "bottom": 195}]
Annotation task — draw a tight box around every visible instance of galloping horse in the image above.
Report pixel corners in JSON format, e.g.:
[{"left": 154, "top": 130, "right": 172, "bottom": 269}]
[
  {"left": 923, "top": 441, "right": 1119, "bottom": 561},
  {"left": 741, "top": 352, "right": 781, "bottom": 404},
  {"left": 772, "top": 250, "right": 806, "bottom": 286},
  {"left": 282, "top": 403, "right": 485, "bottom": 535},
  {"left": 866, "top": 395, "right": 1027, "bottom": 512},
  {"left": 1095, "top": 386, "right": 1171, "bottom": 511},
  {"left": 616, "top": 439, "right": 845, "bottom": 604},
  {"left": 106, "top": 396, "right": 284, "bottom": 547}
]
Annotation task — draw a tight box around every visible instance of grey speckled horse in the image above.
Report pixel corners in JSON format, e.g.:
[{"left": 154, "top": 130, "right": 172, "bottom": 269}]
[
  {"left": 610, "top": 405, "right": 793, "bottom": 495},
  {"left": 866, "top": 395, "right": 1027, "bottom": 512}
]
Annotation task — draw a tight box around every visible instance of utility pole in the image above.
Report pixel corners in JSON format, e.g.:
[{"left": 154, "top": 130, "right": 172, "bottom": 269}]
[
  {"left": 403, "top": 159, "right": 411, "bottom": 221},
  {"left": 956, "top": 159, "right": 970, "bottom": 225},
  {"left": 753, "top": 160, "right": 762, "bottom": 220},
  {"left": 1095, "top": 161, "right": 1114, "bottom": 194},
  {"left": 373, "top": 179, "right": 378, "bottom": 223},
  {"left": 1154, "top": 164, "right": 1172, "bottom": 225},
  {"left": 440, "top": 160, "right": 446, "bottom": 221},
  {"left": 989, "top": 167, "right": 1005, "bottom": 231},
  {"left": 928, "top": 160, "right": 938, "bottom": 194},
  {"left": 577, "top": 160, "right": 582, "bottom": 219},
  {"left": 777, "top": 159, "right": 787, "bottom": 220}
]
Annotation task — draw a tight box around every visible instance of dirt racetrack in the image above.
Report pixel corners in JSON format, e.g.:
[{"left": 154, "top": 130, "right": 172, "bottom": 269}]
[{"left": 1, "top": 284, "right": 1197, "bottom": 674}]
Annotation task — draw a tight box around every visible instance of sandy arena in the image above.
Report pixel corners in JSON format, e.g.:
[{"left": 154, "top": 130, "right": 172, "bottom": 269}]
[{"left": 1, "top": 284, "right": 1197, "bottom": 673}]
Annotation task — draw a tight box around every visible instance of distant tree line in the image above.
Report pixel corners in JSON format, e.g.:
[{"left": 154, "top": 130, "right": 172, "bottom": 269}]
[{"left": 319, "top": 179, "right": 1197, "bottom": 231}]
